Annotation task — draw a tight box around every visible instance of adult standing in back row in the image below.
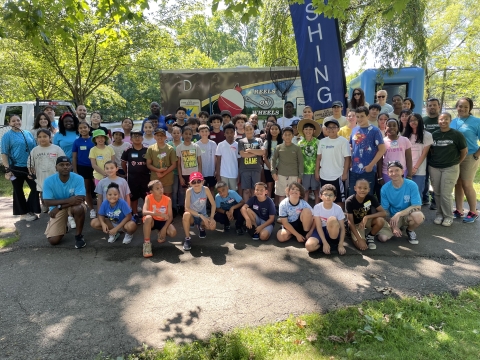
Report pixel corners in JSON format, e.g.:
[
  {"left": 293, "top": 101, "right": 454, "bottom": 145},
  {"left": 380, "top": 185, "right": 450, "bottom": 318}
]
[
  {"left": 277, "top": 101, "right": 300, "bottom": 129},
  {"left": 376, "top": 89, "right": 393, "bottom": 114}
]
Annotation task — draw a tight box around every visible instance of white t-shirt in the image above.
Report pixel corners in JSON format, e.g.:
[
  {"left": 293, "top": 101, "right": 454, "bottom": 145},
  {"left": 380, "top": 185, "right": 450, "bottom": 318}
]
[
  {"left": 109, "top": 142, "right": 131, "bottom": 168},
  {"left": 215, "top": 140, "right": 239, "bottom": 178},
  {"left": 28, "top": 144, "right": 65, "bottom": 191},
  {"left": 409, "top": 131, "right": 433, "bottom": 176},
  {"left": 388, "top": 112, "right": 399, "bottom": 120},
  {"left": 197, "top": 140, "right": 217, "bottom": 177},
  {"left": 142, "top": 137, "right": 156, "bottom": 148},
  {"left": 317, "top": 136, "right": 351, "bottom": 180},
  {"left": 277, "top": 116, "right": 300, "bottom": 129},
  {"left": 323, "top": 115, "right": 347, "bottom": 127},
  {"left": 380, "top": 103, "right": 394, "bottom": 113},
  {"left": 313, "top": 202, "right": 345, "bottom": 227}
]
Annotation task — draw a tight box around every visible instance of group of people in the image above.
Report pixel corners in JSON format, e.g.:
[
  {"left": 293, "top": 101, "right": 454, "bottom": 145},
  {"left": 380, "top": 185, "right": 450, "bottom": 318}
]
[{"left": 1, "top": 93, "right": 479, "bottom": 257}]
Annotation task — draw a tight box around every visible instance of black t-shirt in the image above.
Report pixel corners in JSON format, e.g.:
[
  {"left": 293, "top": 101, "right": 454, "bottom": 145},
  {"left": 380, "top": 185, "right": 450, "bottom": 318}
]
[
  {"left": 89, "top": 125, "right": 111, "bottom": 137},
  {"left": 345, "top": 194, "right": 380, "bottom": 224},
  {"left": 121, "top": 147, "right": 149, "bottom": 178},
  {"left": 423, "top": 116, "right": 439, "bottom": 133},
  {"left": 173, "top": 122, "right": 187, "bottom": 130},
  {"left": 209, "top": 130, "right": 225, "bottom": 144}
]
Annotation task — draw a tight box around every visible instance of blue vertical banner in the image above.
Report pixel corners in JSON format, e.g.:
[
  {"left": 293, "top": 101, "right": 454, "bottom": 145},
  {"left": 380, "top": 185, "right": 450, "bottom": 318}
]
[{"left": 289, "top": 0, "right": 346, "bottom": 120}]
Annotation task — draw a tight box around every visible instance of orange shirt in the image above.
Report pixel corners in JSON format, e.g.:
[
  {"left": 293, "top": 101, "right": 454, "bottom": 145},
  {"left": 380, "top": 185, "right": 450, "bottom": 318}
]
[{"left": 144, "top": 193, "right": 170, "bottom": 221}]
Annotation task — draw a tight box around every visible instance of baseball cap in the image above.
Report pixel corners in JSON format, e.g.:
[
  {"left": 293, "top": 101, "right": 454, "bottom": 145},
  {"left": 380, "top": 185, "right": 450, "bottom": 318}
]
[
  {"left": 154, "top": 128, "right": 166, "bottom": 135},
  {"left": 111, "top": 128, "right": 124, "bottom": 135},
  {"left": 332, "top": 101, "right": 343, "bottom": 107},
  {"left": 323, "top": 119, "right": 340, "bottom": 127},
  {"left": 220, "top": 110, "right": 232, "bottom": 117},
  {"left": 56, "top": 156, "right": 71, "bottom": 165},
  {"left": 130, "top": 130, "right": 143, "bottom": 136},
  {"left": 189, "top": 172, "right": 204, "bottom": 182},
  {"left": 387, "top": 160, "right": 404, "bottom": 170},
  {"left": 291, "top": 120, "right": 300, "bottom": 126}
]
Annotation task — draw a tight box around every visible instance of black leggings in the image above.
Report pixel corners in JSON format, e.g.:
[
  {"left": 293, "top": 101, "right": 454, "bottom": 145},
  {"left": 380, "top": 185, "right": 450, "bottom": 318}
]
[{"left": 11, "top": 166, "right": 40, "bottom": 215}]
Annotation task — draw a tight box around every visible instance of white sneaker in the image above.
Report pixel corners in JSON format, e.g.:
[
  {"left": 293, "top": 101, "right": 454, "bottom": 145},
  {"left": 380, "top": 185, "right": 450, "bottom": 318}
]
[
  {"left": 21, "top": 213, "right": 38, "bottom": 221},
  {"left": 433, "top": 216, "right": 443, "bottom": 225},
  {"left": 89, "top": 209, "right": 97, "bottom": 219},
  {"left": 68, "top": 216, "right": 76, "bottom": 229},
  {"left": 108, "top": 233, "right": 120, "bottom": 243},
  {"left": 123, "top": 233, "right": 133, "bottom": 244}
]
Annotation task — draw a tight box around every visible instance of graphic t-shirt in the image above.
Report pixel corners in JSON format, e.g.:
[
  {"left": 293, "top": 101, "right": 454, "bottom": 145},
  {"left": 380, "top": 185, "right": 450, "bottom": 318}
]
[
  {"left": 43, "top": 172, "right": 86, "bottom": 211},
  {"left": 215, "top": 189, "right": 242, "bottom": 211},
  {"left": 246, "top": 196, "right": 276, "bottom": 221},
  {"left": 99, "top": 198, "right": 131, "bottom": 225},
  {"left": 109, "top": 142, "right": 131, "bottom": 168},
  {"left": 72, "top": 137, "right": 94, "bottom": 166},
  {"left": 121, "top": 147, "right": 149, "bottom": 179},
  {"left": 197, "top": 140, "right": 217, "bottom": 177},
  {"left": 89, "top": 146, "right": 115, "bottom": 180},
  {"left": 428, "top": 129, "right": 467, "bottom": 168},
  {"left": 423, "top": 116, "right": 439, "bottom": 133},
  {"left": 380, "top": 179, "right": 421, "bottom": 217},
  {"left": 409, "top": 131, "right": 433, "bottom": 176},
  {"left": 349, "top": 125, "right": 384, "bottom": 174},
  {"left": 345, "top": 194, "right": 380, "bottom": 225},
  {"left": 278, "top": 198, "right": 312, "bottom": 223},
  {"left": 312, "top": 202, "right": 345, "bottom": 227},
  {"left": 382, "top": 136, "right": 412, "bottom": 175},
  {"left": 238, "top": 137, "right": 263, "bottom": 172},
  {"left": 318, "top": 136, "right": 351, "bottom": 180},
  {"left": 28, "top": 144, "right": 65, "bottom": 191},
  {"left": 297, "top": 137, "right": 319, "bottom": 175},
  {"left": 176, "top": 142, "right": 200, "bottom": 176},
  {"left": 145, "top": 143, "right": 176, "bottom": 184}
]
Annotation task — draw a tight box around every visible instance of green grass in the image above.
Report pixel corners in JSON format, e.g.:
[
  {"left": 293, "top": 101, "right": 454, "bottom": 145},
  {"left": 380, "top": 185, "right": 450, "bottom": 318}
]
[
  {"left": 474, "top": 171, "right": 480, "bottom": 202},
  {"left": 0, "top": 169, "right": 31, "bottom": 197},
  {"left": 0, "top": 229, "right": 19, "bottom": 248},
  {"left": 112, "top": 287, "right": 480, "bottom": 360}
]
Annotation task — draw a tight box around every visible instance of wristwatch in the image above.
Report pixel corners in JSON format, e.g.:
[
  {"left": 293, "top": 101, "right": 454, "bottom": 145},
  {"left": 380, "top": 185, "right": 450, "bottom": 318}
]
[
  {"left": 57, "top": 204, "right": 62, "bottom": 210},
  {"left": 473, "top": 154, "right": 479, "bottom": 161}
]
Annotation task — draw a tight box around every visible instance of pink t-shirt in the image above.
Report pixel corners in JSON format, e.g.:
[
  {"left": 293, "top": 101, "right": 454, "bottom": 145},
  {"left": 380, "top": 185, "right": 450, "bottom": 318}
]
[{"left": 382, "top": 136, "right": 412, "bottom": 174}]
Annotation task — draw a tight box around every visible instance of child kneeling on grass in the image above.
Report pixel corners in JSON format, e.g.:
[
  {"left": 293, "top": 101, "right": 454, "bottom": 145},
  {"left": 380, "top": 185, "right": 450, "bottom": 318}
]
[
  {"left": 240, "top": 182, "right": 276, "bottom": 241},
  {"left": 142, "top": 180, "right": 177, "bottom": 258},
  {"left": 182, "top": 172, "right": 217, "bottom": 251},
  {"left": 345, "top": 178, "right": 393, "bottom": 251},
  {"left": 305, "top": 184, "right": 346, "bottom": 255},
  {"left": 277, "top": 182, "right": 313, "bottom": 243},
  {"left": 90, "top": 182, "right": 137, "bottom": 244}
]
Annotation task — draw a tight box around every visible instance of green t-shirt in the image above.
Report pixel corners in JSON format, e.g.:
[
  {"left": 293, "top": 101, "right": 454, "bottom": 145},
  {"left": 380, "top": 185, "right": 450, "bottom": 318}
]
[
  {"left": 428, "top": 129, "right": 467, "bottom": 168},
  {"left": 297, "top": 137, "right": 319, "bottom": 175},
  {"left": 423, "top": 116, "right": 439, "bottom": 133}
]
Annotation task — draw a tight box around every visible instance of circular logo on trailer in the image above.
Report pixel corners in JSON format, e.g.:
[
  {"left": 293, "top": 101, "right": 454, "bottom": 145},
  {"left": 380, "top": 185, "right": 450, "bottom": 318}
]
[{"left": 218, "top": 89, "right": 245, "bottom": 116}]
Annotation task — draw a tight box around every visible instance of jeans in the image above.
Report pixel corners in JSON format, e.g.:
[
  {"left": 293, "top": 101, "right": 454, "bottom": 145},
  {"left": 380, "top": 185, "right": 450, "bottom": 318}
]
[
  {"left": 349, "top": 170, "right": 376, "bottom": 196},
  {"left": 412, "top": 175, "right": 425, "bottom": 200}
]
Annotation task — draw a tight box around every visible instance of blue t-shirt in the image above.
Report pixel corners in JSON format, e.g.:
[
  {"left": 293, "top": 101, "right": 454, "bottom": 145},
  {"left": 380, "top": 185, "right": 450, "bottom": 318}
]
[
  {"left": 99, "top": 198, "right": 131, "bottom": 225},
  {"left": 451, "top": 116, "right": 480, "bottom": 155},
  {"left": 380, "top": 179, "right": 421, "bottom": 217},
  {"left": 72, "top": 136, "right": 94, "bottom": 166},
  {"left": 42, "top": 172, "right": 86, "bottom": 211},
  {"left": 215, "top": 190, "right": 242, "bottom": 211},
  {"left": 279, "top": 198, "right": 312, "bottom": 222},
  {"left": 141, "top": 115, "right": 167, "bottom": 132},
  {"left": 1, "top": 129, "right": 36, "bottom": 167},
  {"left": 246, "top": 196, "right": 276, "bottom": 221},
  {"left": 349, "top": 125, "right": 384, "bottom": 174},
  {"left": 53, "top": 130, "right": 78, "bottom": 161}
]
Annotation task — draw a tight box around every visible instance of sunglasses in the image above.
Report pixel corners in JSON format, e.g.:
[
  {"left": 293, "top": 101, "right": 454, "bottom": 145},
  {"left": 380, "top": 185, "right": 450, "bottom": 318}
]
[
  {"left": 377, "top": 95, "right": 386, "bottom": 98},
  {"left": 353, "top": 93, "right": 361, "bottom": 96},
  {"left": 190, "top": 180, "right": 203, "bottom": 184},
  {"left": 387, "top": 160, "right": 403, "bottom": 168}
]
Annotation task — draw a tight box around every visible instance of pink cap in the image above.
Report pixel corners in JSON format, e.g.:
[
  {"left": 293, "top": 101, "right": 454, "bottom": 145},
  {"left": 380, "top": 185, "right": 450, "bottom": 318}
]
[{"left": 189, "top": 172, "right": 204, "bottom": 182}]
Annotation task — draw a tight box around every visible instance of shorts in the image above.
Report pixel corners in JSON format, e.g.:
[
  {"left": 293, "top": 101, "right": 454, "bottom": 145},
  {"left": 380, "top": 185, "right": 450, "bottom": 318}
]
[
  {"left": 302, "top": 174, "right": 320, "bottom": 191},
  {"left": 275, "top": 174, "right": 298, "bottom": 197},
  {"left": 255, "top": 214, "right": 273, "bottom": 237},
  {"left": 289, "top": 217, "right": 308, "bottom": 237},
  {"left": 354, "top": 218, "right": 393, "bottom": 238},
  {"left": 220, "top": 177, "right": 237, "bottom": 191},
  {"left": 320, "top": 177, "right": 346, "bottom": 202},
  {"left": 204, "top": 176, "right": 217, "bottom": 188},
  {"left": 76, "top": 165, "right": 93, "bottom": 179},
  {"left": 241, "top": 170, "right": 261, "bottom": 189},
  {"left": 192, "top": 215, "right": 205, "bottom": 226},
  {"left": 128, "top": 177, "right": 149, "bottom": 201},
  {"left": 152, "top": 219, "right": 166, "bottom": 231},
  {"left": 459, "top": 154, "right": 480, "bottom": 182},
  {"left": 264, "top": 169, "right": 274, "bottom": 183},
  {"left": 44, "top": 204, "right": 87, "bottom": 238},
  {"left": 310, "top": 226, "right": 339, "bottom": 247}
]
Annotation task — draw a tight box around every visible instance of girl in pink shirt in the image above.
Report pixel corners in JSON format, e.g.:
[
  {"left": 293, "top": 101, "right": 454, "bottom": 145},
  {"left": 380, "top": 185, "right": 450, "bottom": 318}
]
[{"left": 381, "top": 119, "right": 413, "bottom": 183}]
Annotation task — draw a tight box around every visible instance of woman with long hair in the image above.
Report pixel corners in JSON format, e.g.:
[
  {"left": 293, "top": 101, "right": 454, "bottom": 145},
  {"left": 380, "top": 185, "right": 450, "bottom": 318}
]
[
  {"left": 399, "top": 109, "right": 412, "bottom": 134},
  {"left": 403, "top": 97, "right": 416, "bottom": 110},
  {"left": 403, "top": 113, "right": 433, "bottom": 197},
  {"left": 377, "top": 113, "right": 389, "bottom": 137},
  {"left": 31, "top": 112, "right": 55, "bottom": 139},
  {"left": 349, "top": 88, "right": 369, "bottom": 110},
  {"left": 53, "top": 112, "right": 79, "bottom": 161},
  {"left": 263, "top": 122, "right": 283, "bottom": 198}
]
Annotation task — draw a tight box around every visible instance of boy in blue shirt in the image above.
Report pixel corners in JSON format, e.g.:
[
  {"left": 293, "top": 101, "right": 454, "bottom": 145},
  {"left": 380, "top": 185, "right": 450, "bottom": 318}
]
[{"left": 214, "top": 181, "right": 245, "bottom": 235}]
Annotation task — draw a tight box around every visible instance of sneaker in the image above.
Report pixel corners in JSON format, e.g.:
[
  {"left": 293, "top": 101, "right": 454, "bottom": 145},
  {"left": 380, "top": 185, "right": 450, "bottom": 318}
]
[
  {"left": 224, "top": 224, "right": 230, "bottom": 232},
  {"left": 41, "top": 204, "right": 49, "bottom": 213},
  {"left": 132, "top": 214, "right": 142, "bottom": 225},
  {"left": 433, "top": 216, "right": 443, "bottom": 225},
  {"left": 68, "top": 216, "right": 76, "bottom": 229},
  {"left": 143, "top": 242, "right": 153, "bottom": 258},
  {"left": 252, "top": 233, "right": 260, "bottom": 241},
  {"left": 365, "top": 233, "right": 376, "bottom": 250},
  {"left": 442, "top": 218, "right": 453, "bottom": 227},
  {"left": 422, "top": 199, "right": 430, "bottom": 206},
  {"left": 21, "top": 213, "right": 38, "bottom": 221},
  {"left": 107, "top": 232, "right": 121, "bottom": 243},
  {"left": 276, "top": 217, "right": 282, "bottom": 224},
  {"left": 247, "top": 226, "right": 257, "bottom": 238},
  {"left": 137, "top": 206, "right": 142, "bottom": 213},
  {"left": 429, "top": 203, "right": 437, "bottom": 210},
  {"left": 453, "top": 209, "right": 463, "bottom": 219},
  {"left": 198, "top": 225, "right": 206, "bottom": 238},
  {"left": 183, "top": 237, "right": 192, "bottom": 251},
  {"left": 236, "top": 227, "right": 244, "bottom": 236},
  {"left": 89, "top": 209, "right": 97, "bottom": 219},
  {"left": 463, "top": 211, "right": 479, "bottom": 223},
  {"left": 75, "top": 234, "right": 86, "bottom": 249},
  {"left": 123, "top": 233, "right": 134, "bottom": 244},
  {"left": 406, "top": 229, "right": 418, "bottom": 245}
]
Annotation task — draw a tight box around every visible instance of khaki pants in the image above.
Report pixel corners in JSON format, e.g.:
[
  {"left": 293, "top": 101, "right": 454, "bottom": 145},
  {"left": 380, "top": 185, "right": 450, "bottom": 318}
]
[{"left": 429, "top": 164, "right": 459, "bottom": 220}]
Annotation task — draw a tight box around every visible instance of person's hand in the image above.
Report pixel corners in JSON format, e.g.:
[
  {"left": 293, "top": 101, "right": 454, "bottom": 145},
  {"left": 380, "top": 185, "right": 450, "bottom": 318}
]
[
  {"left": 101, "top": 223, "right": 109, "bottom": 233},
  {"left": 226, "top": 209, "right": 234, "bottom": 221},
  {"left": 390, "top": 214, "right": 400, "bottom": 229},
  {"left": 49, "top": 207, "right": 59, "bottom": 218},
  {"left": 272, "top": 174, "right": 278, "bottom": 181},
  {"left": 378, "top": 178, "right": 385, "bottom": 185},
  {"left": 297, "top": 178, "right": 302, "bottom": 183},
  {"left": 360, "top": 216, "right": 369, "bottom": 229},
  {"left": 341, "top": 173, "right": 348, "bottom": 182},
  {"left": 108, "top": 227, "right": 119, "bottom": 236},
  {"left": 295, "top": 233, "right": 305, "bottom": 243},
  {"left": 412, "top": 167, "right": 418, "bottom": 176},
  {"left": 314, "top": 173, "right": 320, "bottom": 182},
  {"left": 245, "top": 218, "right": 253, "bottom": 229},
  {"left": 338, "top": 244, "right": 346, "bottom": 255},
  {"left": 162, "top": 213, "right": 170, "bottom": 222},
  {"left": 364, "top": 164, "right": 373, "bottom": 173},
  {"left": 322, "top": 242, "right": 331, "bottom": 254},
  {"left": 179, "top": 177, "right": 186, "bottom": 187},
  {"left": 207, "top": 216, "right": 215, "bottom": 228},
  {"left": 67, "top": 196, "right": 84, "bottom": 206},
  {"left": 216, "top": 175, "right": 222, "bottom": 183},
  {"left": 158, "top": 228, "right": 167, "bottom": 242},
  {"left": 392, "top": 227, "right": 403, "bottom": 237}
]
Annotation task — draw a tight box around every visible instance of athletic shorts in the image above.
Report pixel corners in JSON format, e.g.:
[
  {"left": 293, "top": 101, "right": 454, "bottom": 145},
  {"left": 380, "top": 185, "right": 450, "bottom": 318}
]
[
  {"left": 289, "top": 217, "right": 308, "bottom": 237},
  {"left": 241, "top": 170, "right": 261, "bottom": 190},
  {"left": 204, "top": 176, "right": 217, "bottom": 188},
  {"left": 310, "top": 226, "right": 339, "bottom": 247},
  {"left": 152, "top": 219, "right": 166, "bottom": 231},
  {"left": 220, "top": 177, "right": 238, "bottom": 191},
  {"left": 255, "top": 214, "right": 273, "bottom": 237},
  {"left": 264, "top": 169, "right": 274, "bottom": 183},
  {"left": 128, "top": 176, "right": 149, "bottom": 201},
  {"left": 320, "top": 177, "right": 346, "bottom": 202},
  {"left": 76, "top": 165, "right": 93, "bottom": 179},
  {"left": 302, "top": 174, "right": 320, "bottom": 191}
]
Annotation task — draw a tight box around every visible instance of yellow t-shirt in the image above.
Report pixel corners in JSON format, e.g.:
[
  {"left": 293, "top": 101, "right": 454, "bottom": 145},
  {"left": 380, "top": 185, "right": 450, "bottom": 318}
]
[
  {"left": 338, "top": 126, "right": 352, "bottom": 141},
  {"left": 89, "top": 146, "right": 115, "bottom": 180}
]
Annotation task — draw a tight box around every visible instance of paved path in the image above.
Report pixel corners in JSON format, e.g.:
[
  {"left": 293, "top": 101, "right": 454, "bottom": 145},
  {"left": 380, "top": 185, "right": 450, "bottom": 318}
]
[{"left": 1, "top": 197, "right": 479, "bottom": 359}]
